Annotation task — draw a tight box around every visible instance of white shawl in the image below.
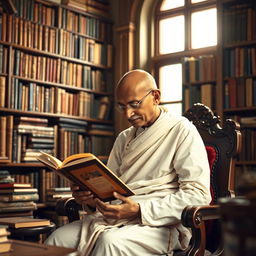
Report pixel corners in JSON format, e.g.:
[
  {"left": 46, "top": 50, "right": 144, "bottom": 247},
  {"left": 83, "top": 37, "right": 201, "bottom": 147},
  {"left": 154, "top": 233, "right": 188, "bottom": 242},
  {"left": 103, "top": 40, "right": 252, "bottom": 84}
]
[{"left": 78, "top": 110, "right": 211, "bottom": 255}]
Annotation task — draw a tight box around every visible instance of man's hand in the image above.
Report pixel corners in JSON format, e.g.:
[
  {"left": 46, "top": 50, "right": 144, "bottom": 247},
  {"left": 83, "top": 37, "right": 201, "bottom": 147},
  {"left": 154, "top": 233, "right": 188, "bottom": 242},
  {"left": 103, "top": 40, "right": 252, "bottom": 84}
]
[
  {"left": 71, "top": 184, "right": 96, "bottom": 208},
  {"left": 95, "top": 192, "right": 140, "bottom": 220}
]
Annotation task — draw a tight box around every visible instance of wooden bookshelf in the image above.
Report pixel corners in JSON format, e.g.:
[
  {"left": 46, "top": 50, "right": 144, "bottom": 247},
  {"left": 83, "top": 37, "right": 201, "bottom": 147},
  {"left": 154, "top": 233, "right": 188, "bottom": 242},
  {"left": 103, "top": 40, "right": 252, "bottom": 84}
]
[
  {"left": 178, "top": 0, "right": 256, "bottom": 191},
  {"left": 0, "top": 0, "right": 114, "bottom": 219},
  {"left": 220, "top": 0, "right": 256, "bottom": 187},
  {"left": 182, "top": 54, "right": 217, "bottom": 112}
]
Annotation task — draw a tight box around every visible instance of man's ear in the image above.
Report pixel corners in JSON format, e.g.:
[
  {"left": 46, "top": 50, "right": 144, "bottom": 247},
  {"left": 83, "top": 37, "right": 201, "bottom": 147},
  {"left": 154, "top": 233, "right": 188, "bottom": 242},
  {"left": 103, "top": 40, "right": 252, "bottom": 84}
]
[{"left": 153, "top": 90, "right": 161, "bottom": 104}]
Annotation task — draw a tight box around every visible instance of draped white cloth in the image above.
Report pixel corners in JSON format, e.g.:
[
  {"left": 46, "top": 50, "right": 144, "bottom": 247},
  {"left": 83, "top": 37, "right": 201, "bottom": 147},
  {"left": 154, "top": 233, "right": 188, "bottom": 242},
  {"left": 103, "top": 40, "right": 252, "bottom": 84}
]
[{"left": 78, "top": 110, "right": 211, "bottom": 256}]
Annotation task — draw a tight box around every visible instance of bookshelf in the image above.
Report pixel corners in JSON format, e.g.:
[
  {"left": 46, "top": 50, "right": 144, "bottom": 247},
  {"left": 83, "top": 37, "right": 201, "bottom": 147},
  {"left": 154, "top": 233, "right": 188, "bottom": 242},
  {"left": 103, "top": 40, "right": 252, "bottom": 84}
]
[
  {"left": 220, "top": 0, "right": 256, "bottom": 185},
  {"left": 179, "top": 0, "right": 256, "bottom": 192},
  {"left": 0, "top": 0, "right": 114, "bottom": 220},
  {"left": 182, "top": 53, "right": 217, "bottom": 112}
]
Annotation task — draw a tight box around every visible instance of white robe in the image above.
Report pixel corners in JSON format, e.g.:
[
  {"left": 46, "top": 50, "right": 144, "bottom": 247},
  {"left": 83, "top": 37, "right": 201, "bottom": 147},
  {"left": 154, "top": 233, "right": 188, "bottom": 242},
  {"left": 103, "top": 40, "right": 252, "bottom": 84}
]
[{"left": 78, "top": 110, "right": 211, "bottom": 255}]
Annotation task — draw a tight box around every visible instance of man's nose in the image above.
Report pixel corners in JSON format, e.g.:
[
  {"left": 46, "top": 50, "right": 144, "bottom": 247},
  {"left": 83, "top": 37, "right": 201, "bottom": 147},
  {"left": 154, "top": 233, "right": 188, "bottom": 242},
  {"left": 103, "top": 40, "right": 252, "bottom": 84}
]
[{"left": 123, "top": 107, "right": 134, "bottom": 119}]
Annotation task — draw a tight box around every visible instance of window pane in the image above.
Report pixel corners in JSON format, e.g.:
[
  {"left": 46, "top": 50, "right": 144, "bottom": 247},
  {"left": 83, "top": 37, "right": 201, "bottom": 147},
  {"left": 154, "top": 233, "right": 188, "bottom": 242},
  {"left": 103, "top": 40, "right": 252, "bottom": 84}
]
[
  {"left": 162, "top": 103, "right": 182, "bottom": 116},
  {"left": 191, "top": 8, "right": 217, "bottom": 49},
  {"left": 159, "top": 64, "right": 182, "bottom": 102},
  {"left": 160, "top": 0, "right": 184, "bottom": 11},
  {"left": 191, "top": 0, "right": 208, "bottom": 3},
  {"left": 159, "top": 16, "right": 184, "bottom": 54}
]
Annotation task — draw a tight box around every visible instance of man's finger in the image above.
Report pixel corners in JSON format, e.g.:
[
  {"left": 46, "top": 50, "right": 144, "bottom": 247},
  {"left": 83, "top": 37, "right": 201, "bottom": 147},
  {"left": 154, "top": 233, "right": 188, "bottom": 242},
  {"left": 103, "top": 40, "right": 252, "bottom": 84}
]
[{"left": 113, "top": 192, "right": 128, "bottom": 202}]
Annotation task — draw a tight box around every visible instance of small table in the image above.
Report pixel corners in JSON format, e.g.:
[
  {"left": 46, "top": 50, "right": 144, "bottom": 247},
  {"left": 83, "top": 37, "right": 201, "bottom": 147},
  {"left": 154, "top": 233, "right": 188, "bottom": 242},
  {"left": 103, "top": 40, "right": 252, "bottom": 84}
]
[{"left": 8, "top": 222, "right": 56, "bottom": 242}]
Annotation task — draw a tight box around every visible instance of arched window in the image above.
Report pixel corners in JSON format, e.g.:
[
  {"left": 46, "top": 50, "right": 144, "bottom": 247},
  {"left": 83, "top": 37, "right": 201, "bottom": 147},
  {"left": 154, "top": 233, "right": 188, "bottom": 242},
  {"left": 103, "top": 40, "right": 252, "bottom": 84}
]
[{"left": 153, "top": 0, "right": 217, "bottom": 115}]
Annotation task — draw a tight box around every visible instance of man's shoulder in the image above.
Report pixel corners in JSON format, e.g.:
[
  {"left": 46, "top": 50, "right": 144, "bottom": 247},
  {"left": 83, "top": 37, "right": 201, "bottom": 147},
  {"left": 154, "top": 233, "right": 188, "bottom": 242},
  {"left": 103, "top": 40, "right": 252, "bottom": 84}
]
[
  {"left": 165, "top": 113, "right": 197, "bottom": 134},
  {"left": 117, "top": 126, "right": 134, "bottom": 139},
  {"left": 165, "top": 112, "right": 190, "bottom": 127}
]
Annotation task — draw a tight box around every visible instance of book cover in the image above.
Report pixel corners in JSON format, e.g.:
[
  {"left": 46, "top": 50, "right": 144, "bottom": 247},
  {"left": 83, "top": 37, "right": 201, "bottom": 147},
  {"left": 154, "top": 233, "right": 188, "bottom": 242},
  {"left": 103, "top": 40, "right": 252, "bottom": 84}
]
[
  {"left": 0, "top": 210, "right": 33, "bottom": 218},
  {"left": 37, "top": 152, "right": 135, "bottom": 202},
  {"left": 0, "top": 116, "right": 7, "bottom": 159},
  {"left": 0, "top": 226, "right": 9, "bottom": 236},
  {"left": 0, "top": 76, "right": 6, "bottom": 108},
  {"left": 253, "top": 79, "right": 256, "bottom": 106},
  {"left": 0, "top": 183, "right": 31, "bottom": 189},
  {"left": 236, "top": 77, "right": 245, "bottom": 107},
  {"left": 228, "top": 78, "right": 237, "bottom": 108},
  {"left": 0, "top": 201, "right": 35, "bottom": 209},
  {"left": 245, "top": 78, "right": 253, "bottom": 107},
  {"left": 0, "top": 233, "right": 9, "bottom": 243},
  {"left": 0, "top": 241, "right": 11, "bottom": 253},
  {"left": 201, "top": 83, "right": 214, "bottom": 109},
  {"left": 0, "top": 193, "right": 39, "bottom": 202},
  {"left": 0, "top": 205, "right": 37, "bottom": 213},
  {"left": 224, "top": 82, "right": 230, "bottom": 109},
  {"left": 0, "top": 188, "right": 38, "bottom": 194}
]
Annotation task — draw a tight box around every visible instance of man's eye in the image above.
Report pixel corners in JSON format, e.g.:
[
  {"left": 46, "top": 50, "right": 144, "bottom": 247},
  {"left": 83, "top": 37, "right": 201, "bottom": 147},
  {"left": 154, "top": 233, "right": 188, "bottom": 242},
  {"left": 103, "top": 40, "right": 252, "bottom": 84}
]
[{"left": 130, "top": 103, "right": 139, "bottom": 108}]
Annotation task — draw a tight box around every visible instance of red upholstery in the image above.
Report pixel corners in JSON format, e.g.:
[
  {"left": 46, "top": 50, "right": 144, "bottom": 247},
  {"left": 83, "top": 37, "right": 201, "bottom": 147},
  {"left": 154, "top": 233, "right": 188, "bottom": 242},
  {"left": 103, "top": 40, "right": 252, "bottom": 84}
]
[
  {"left": 205, "top": 145, "right": 218, "bottom": 244},
  {"left": 205, "top": 145, "right": 218, "bottom": 204}
]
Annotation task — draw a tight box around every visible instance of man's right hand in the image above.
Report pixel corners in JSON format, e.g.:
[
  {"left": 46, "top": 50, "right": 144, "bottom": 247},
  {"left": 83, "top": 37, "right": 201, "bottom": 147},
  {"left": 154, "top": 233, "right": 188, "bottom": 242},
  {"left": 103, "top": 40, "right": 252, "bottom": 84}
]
[{"left": 70, "top": 184, "right": 96, "bottom": 208}]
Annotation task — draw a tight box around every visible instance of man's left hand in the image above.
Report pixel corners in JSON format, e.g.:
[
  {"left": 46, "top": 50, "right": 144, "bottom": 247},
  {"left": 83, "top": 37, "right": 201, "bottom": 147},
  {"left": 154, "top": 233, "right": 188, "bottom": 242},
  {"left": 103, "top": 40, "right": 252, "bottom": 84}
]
[{"left": 95, "top": 192, "right": 140, "bottom": 220}]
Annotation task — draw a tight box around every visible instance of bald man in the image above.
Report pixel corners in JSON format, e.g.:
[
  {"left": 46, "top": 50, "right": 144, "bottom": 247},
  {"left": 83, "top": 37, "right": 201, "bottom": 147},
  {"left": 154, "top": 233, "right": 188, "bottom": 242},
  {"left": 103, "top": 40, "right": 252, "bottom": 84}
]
[{"left": 45, "top": 70, "right": 211, "bottom": 256}]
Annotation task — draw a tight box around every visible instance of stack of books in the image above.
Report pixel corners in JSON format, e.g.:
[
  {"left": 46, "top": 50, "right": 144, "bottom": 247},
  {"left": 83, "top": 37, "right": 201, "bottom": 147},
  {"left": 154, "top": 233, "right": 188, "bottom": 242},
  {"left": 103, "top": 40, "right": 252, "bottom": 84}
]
[
  {"left": 0, "top": 226, "right": 11, "bottom": 254},
  {"left": 58, "top": 117, "right": 89, "bottom": 161},
  {"left": 0, "top": 224, "right": 75, "bottom": 254},
  {"left": 46, "top": 187, "right": 72, "bottom": 207},
  {"left": 12, "top": 116, "right": 56, "bottom": 163},
  {"left": 0, "top": 217, "right": 52, "bottom": 244},
  {"left": 0, "top": 182, "right": 39, "bottom": 217},
  {"left": 0, "top": 170, "right": 14, "bottom": 183},
  {"left": 44, "top": 187, "right": 72, "bottom": 227}
]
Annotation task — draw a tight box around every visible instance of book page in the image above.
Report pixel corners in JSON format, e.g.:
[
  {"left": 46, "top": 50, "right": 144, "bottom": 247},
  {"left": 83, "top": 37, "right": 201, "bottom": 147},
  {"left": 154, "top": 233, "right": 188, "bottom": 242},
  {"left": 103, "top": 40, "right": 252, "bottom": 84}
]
[
  {"left": 37, "top": 152, "right": 62, "bottom": 169},
  {"left": 62, "top": 153, "right": 94, "bottom": 166}
]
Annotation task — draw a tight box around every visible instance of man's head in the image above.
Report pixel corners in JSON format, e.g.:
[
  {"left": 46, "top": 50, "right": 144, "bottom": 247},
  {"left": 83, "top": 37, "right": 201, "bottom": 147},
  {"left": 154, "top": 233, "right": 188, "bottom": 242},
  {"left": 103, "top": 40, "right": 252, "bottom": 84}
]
[{"left": 116, "top": 69, "right": 161, "bottom": 128}]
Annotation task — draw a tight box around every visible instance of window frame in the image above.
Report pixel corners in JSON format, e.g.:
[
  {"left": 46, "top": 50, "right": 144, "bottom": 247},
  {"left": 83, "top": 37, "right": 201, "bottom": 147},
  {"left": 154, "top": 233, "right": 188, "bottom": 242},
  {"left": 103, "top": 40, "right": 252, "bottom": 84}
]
[{"left": 153, "top": 0, "right": 217, "bottom": 110}]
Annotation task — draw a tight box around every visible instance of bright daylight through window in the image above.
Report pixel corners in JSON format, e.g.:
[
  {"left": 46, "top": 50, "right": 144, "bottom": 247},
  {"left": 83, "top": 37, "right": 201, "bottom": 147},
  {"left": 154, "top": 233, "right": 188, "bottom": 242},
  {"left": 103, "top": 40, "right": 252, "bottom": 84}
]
[
  {"left": 157, "top": 0, "right": 217, "bottom": 115},
  {"left": 191, "top": 8, "right": 217, "bottom": 49},
  {"left": 159, "top": 15, "right": 184, "bottom": 54}
]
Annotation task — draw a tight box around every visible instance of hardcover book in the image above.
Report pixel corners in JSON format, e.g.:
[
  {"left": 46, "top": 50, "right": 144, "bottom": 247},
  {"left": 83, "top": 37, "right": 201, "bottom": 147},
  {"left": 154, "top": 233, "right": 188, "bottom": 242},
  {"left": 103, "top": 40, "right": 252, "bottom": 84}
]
[
  {"left": 0, "top": 193, "right": 39, "bottom": 202},
  {"left": 0, "top": 241, "right": 11, "bottom": 253},
  {"left": 0, "top": 188, "right": 38, "bottom": 194},
  {"left": 37, "top": 152, "right": 135, "bottom": 201},
  {"left": 0, "top": 183, "right": 31, "bottom": 189},
  {"left": 0, "top": 217, "right": 50, "bottom": 229}
]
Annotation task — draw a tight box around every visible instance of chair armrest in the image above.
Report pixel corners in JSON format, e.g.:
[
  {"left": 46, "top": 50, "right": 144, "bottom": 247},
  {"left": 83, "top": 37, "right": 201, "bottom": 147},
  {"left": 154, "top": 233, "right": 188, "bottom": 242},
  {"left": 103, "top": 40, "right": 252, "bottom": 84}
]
[
  {"left": 181, "top": 204, "right": 222, "bottom": 256},
  {"left": 55, "top": 197, "right": 82, "bottom": 223}
]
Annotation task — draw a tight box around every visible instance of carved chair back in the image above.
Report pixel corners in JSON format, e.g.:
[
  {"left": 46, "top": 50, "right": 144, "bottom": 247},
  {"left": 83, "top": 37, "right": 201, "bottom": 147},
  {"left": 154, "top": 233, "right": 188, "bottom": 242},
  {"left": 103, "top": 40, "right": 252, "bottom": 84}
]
[{"left": 183, "top": 103, "right": 242, "bottom": 253}]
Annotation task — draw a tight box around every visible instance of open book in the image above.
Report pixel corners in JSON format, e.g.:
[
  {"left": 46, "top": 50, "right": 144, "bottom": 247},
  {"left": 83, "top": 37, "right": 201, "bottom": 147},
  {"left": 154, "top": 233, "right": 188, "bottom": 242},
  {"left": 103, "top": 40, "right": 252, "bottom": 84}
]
[{"left": 37, "top": 152, "right": 135, "bottom": 202}]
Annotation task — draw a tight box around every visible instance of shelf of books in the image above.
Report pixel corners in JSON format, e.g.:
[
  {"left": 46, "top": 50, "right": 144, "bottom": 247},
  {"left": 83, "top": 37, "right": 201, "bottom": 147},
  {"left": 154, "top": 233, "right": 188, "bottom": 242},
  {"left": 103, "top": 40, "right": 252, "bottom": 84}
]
[
  {"left": 182, "top": 54, "right": 217, "bottom": 112},
  {"left": 0, "top": 0, "right": 114, "bottom": 224},
  {"left": 221, "top": 0, "right": 256, "bottom": 190}
]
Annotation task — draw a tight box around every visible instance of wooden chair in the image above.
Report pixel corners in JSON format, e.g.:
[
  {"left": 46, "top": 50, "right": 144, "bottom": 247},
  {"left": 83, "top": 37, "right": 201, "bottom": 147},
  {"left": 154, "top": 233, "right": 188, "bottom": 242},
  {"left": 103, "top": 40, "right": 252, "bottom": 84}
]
[{"left": 55, "top": 103, "right": 242, "bottom": 256}]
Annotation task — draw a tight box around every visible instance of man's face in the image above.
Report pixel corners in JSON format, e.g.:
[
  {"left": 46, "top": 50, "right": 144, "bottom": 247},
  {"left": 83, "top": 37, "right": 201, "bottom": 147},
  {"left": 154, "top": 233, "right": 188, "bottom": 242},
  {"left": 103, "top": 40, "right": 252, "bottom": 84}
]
[{"left": 117, "top": 88, "right": 159, "bottom": 128}]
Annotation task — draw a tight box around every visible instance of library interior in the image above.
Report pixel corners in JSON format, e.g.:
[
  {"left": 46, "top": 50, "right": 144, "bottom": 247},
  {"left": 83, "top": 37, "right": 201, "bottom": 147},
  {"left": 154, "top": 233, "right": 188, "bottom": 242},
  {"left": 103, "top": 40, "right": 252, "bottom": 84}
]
[{"left": 0, "top": 0, "right": 255, "bottom": 255}]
